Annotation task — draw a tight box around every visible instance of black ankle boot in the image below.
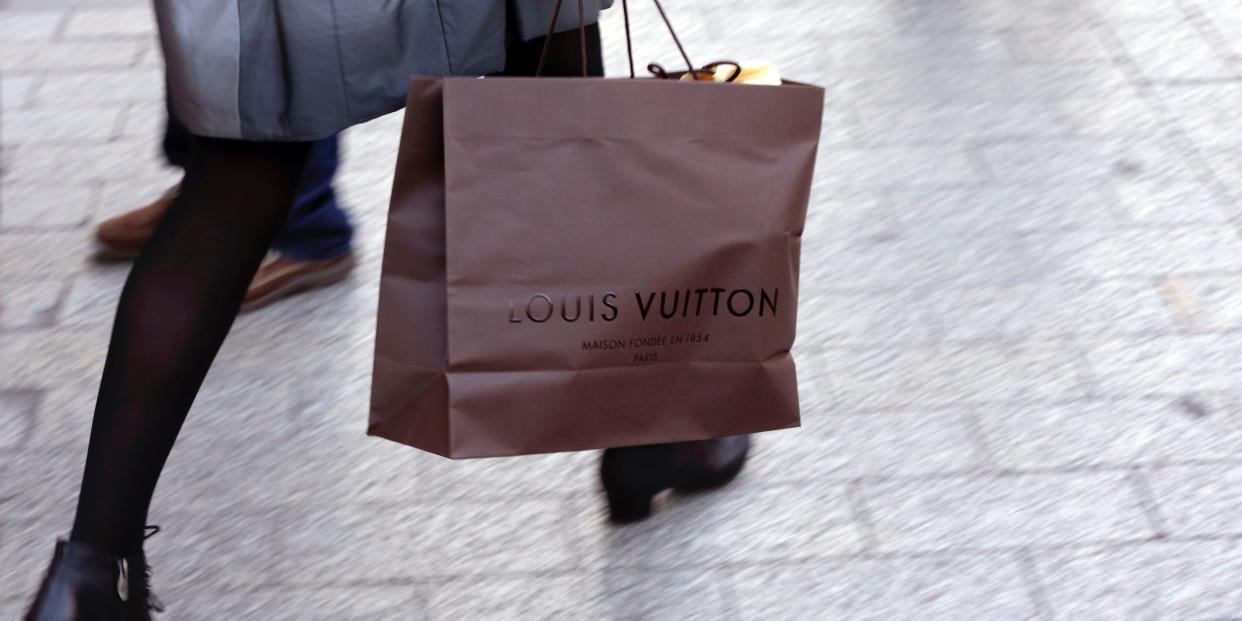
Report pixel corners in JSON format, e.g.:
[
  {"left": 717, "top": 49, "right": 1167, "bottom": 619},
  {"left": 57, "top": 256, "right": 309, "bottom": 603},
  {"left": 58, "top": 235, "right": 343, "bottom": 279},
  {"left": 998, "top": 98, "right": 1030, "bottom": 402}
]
[
  {"left": 600, "top": 435, "right": 751, "bottom": 524},
  {"left": 25, "top": 539, "right": 162, "bottom": 621}
]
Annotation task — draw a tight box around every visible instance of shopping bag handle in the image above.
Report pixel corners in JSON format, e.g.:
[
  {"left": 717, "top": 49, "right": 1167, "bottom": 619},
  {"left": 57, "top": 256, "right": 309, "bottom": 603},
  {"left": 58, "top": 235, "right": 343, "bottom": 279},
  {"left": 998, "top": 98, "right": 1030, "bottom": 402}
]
[
  {"left": 647, "top": 60, "right": 742, "bottom": 82},
  {"left": 535, "top": 0, "right": 707, "bottom": 80},
  {"left": 536, "top": 0, "right": 592, "bottom": 78}
]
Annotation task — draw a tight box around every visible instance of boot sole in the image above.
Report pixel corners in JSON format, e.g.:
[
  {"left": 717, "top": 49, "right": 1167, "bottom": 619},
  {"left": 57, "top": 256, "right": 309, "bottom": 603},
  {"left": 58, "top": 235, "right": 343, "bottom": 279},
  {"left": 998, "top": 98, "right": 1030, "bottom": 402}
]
[{"left": 673, "top": 451, "right": 749, "bottom": 493}]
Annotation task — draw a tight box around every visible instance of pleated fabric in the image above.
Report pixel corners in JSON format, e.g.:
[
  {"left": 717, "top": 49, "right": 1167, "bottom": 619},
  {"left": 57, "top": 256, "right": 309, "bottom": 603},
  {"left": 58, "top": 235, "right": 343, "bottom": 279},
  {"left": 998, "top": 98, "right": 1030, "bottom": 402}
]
[{"left": 155, "top": 0, "right": 613, "bottom": 140}]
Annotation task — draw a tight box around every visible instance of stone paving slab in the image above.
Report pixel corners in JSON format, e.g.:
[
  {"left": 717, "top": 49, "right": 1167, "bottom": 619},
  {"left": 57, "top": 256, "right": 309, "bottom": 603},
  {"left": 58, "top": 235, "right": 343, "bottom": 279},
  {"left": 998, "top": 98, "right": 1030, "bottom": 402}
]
[
  {"left": 1032, "top": 540, "right": 1242, "bottom": 620},
  {"left": 422, "top": 570, "right": 732, "bottom": 621},
  {"left": 977, "top": 398, "right": 1242, "bottom": 469},
  {"left": 3, "top": 0, "right": 1242, "bottom": 618},
  {"left": 860, "top": 471, "right": 1156, "bottom": 552},
  {"left": 731, "top": 555, "right": 1044, "bottom": 620}
]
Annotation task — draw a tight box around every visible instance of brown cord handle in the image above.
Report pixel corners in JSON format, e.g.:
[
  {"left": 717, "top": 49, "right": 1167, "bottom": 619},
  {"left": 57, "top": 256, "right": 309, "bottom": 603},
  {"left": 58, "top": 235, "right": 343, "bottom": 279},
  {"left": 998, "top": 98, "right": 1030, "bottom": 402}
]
[
  {"left": 536, "top": 0, "right": 701, "bottom": 79},
  {"left": 535, "top": 0, "right": 589, "bottom": 77},
  {"left": 648, "top": 60, "right": 743, "bottom": 82}
]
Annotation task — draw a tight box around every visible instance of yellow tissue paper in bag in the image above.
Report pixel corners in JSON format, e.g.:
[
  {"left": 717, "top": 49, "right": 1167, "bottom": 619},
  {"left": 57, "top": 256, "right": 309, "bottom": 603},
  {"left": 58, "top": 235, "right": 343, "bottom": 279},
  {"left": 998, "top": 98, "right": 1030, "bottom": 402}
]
[{"left": 681, "top": 61, "right": 782, "bottom": 85}]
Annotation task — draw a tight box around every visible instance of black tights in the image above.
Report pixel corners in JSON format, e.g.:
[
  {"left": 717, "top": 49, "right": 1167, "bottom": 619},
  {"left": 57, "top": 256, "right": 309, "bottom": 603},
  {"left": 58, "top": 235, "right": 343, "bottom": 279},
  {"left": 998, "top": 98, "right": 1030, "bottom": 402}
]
[
  {"left": 69, "top": 27, "right": 602, "bottom": 554},
  {"left": 71, "top": 139, "right": 310, "bottom": 552}
]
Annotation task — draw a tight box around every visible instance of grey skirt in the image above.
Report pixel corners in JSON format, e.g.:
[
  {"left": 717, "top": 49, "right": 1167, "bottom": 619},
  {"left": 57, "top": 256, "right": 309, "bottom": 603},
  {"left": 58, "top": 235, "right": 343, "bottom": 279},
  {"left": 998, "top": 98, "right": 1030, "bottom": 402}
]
[{"left": 155, "top": 1, "right": 612, "bottom": 141}]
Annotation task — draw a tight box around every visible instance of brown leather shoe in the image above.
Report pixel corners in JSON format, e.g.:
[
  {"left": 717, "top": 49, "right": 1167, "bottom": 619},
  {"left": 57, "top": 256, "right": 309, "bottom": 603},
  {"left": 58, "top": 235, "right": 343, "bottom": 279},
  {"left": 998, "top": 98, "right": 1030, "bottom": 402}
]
[
  {"left": 241, "top": 252, "right": 356, "bottom": 312},
  {"left": 94, "top": 184, "right": 179, "bottom": 260}
]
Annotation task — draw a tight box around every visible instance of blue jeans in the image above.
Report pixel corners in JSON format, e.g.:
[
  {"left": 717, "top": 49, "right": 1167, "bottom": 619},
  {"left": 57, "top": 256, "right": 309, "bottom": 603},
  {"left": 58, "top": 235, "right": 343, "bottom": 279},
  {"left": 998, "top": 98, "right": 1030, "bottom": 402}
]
[{"left": 163, "top": 116, "right": 354, "bottom": 261}]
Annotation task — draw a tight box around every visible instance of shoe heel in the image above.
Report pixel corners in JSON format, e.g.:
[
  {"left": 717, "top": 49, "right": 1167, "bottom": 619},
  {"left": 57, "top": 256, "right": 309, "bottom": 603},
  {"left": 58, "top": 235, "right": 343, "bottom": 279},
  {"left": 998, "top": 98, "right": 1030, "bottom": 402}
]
[
  {"left": 601, "top": 446, "right": 667, "bottom": 524},
  {"left": 605, "top": 484, "right": 656, "bottom": 524}
]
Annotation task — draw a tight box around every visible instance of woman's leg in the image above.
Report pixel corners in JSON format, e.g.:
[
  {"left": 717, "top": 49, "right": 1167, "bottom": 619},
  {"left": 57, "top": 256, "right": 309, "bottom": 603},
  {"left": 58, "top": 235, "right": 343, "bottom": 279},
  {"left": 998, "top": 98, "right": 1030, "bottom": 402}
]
[{"left": 70, "top": 137, "right": 311, "bottom": 554}]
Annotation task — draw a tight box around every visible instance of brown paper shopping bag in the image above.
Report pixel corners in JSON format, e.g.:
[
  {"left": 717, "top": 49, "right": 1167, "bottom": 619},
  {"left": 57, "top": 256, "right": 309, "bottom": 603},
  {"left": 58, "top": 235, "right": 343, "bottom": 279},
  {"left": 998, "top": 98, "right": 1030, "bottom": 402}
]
[{"left": 369, "top": 69, "right": 823, "bottom": 458}]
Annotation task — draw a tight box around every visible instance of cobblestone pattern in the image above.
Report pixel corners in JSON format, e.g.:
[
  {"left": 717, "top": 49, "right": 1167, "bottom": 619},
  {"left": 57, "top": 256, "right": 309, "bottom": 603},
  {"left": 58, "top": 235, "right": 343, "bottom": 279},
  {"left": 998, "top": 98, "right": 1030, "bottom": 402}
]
[{"left": 2, "top": 0, "right": 1242, "bottom": 618}]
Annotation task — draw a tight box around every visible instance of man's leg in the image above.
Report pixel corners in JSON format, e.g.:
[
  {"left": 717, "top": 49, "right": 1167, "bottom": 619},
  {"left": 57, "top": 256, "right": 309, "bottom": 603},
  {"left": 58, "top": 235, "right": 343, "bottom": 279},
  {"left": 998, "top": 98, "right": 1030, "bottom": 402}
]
[
  {"left": 242, "top": 135, "right": 356, "bottom": 311},
  {"left": 271, "top": 137, "right": 353, "bottom": 261},
  {"left": 96, "top": 111, "right": 355, "bottom": 310},
  {"left": 91, "top": 107, "right": 192, "bottom": 259}
]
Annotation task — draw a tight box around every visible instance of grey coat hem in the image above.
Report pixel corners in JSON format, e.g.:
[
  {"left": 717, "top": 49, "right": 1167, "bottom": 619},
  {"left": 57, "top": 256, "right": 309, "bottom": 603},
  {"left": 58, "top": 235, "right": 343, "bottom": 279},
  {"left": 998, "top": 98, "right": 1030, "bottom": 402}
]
[{"left": 156, "top": 1, "right": 613, "bottom": 141}]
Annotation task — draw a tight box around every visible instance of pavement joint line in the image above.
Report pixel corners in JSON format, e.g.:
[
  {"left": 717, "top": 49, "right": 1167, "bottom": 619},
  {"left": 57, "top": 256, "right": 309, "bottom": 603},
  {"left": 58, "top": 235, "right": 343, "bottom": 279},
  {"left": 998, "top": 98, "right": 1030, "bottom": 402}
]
[
  {"left": 1066, "top": 336, "right": 1104, "bottom": 402},
  {"left": 48, "top": 8, "right": 70, "bottom": 41},
  {"left": 1178, "top": 0, "right": 1241, "bottom": 68},
  {"left": 1013, "top": 549, "right": 1058, "bottom": 621},
  {"left": 856, "top": 535, "right": 1202, "bottom": 559},
  {"left": 1126, "top": 466, "right": 1172, "bottom": 538},
  {"left": 800, "top": 272, "right": 1242, "bottom": 296},
  {"left": 796, "top": 334, "right": 1092, "bottom": 351},
  {"left": 718, "top": 460, "right": 1242, "bottom": 487},
  {"left": 793, "top": 327, "right": 1242, "bottom": 350},
  {"left": 843, "top": 479, "right": 881, "bottom": 554},
  {"left": 961, "top": 410, "right": 1001, "bottom": 470},
  {"left": 242, "top": 530, "right": 1242, "bottom": 581},
  {"left": 710, "top": 566, "right": 747, "bottom": 621},
  {"left": 774, "top": 394, "right": 1242, "bottom": 417}
]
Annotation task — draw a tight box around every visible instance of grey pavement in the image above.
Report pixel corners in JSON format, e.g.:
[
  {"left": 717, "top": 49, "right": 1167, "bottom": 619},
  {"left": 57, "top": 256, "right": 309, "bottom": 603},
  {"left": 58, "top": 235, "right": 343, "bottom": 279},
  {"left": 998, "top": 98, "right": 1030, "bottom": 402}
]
[{"left": 3, "top": 0, "right": 1242, "bottom": 619}]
